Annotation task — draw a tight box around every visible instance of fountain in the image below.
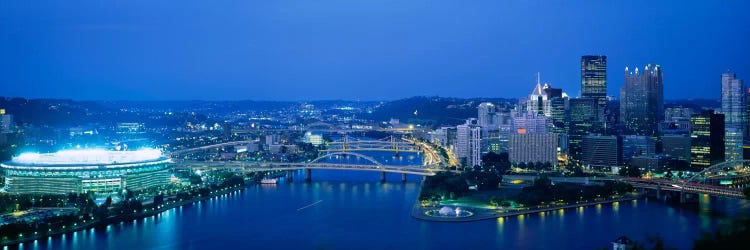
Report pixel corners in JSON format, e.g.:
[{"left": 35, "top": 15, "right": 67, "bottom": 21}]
[
  {"left": 426, "top": 206, "right": 474, "bottom": 218},
  {"left": 438, "top": 206, "right": 455, "bottom": 216}
]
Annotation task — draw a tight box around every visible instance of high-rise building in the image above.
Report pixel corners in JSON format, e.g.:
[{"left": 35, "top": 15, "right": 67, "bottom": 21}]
[
  {"left": 477, "top": 102, "right": 500, "bottom": 130},
  {"left": 568, "top": 98, "right": 602, "bottom": 162},
  {"left": 431, "top": 126, "right": 456, "bottom": 148},
  {"left": 690, "top": 110, "right": 725, "bottom": 168},
  {"left": 527, "top": 80, "right": 546, "bottom": 116},
  {"left": 620, "top": 64, "right": 664, "bottom": 137},
  {"left": 662, "top": 135, "right": 691, "bottom": 162},
  {"left": 477, "top": 102, "right": 502, "bottom": 154},
  {"left": 456, "top": 119, "right": 481, "bottom": 167},
  {"left": 509, "top": 133, "right": 558, "bottom": 166},
  {"left": 581, "top": 134, "right": 618, "bottom": 170},
  {"left": 660, "top": 118, "right": 691, "bottom": 135},
  {"left": 581, "top": 55, "right": 608, "bottom": 108},
  {"left": 629, "top": 155, "right": 671, "bottom": 173},
  {"left": 622, "top": 135, "right": 656, "bottom": 164},
  {"left": 665, "top": 107, "right": 694, "bottom": 121},
  {"left": 512, "top": 112, "right": 550, "bottom": 134},
  {"left": 523, "top": 78, "right": 568, "bottom": 136},
  {"left": 497, "top": 120, "right": 513, "bottom": 153},
  {"left": 722, "top": 70, "right": 745, "bottom": 161},
  {"left": 661, "top": 107, "right": 692, "bottom": 135},
  {"left": 543, "top": 84, "right": 568, "bottom": 134}
]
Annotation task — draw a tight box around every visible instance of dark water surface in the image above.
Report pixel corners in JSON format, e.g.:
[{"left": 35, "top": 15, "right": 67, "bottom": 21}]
[{"left": 11, "top": 152, "right": 745, "bottom": 250}]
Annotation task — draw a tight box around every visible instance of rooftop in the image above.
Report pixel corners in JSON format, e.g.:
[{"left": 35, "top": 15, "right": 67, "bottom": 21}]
[{"left": 6, "top": 149, "right": 167, "bottom": 166}]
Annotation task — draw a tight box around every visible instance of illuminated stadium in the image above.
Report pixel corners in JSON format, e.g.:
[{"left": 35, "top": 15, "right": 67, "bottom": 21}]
[{"left": 1, "top": 149, "right": 171, "bottom": 195}]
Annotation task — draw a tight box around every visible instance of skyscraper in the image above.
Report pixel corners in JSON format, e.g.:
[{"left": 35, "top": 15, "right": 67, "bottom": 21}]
[
  {"left": 621, "top": 135, "right": 656, "bottom": 163},
  {"left": 581, "top": 55, "right": 607, "bottom": 107},
  {"left": 690, "top": 110, "right": 725, "bottom": 168},
  {"left": 581, "top": 134, "right": 618, "bottom": 171},
  {"left": 509, "top": 133, "right": 558, "bottom": 166},
  {"left": 662, "top": 135, "right": 691, "bottom": 162},
  {"left": 456, "top": 119, "right": 481, "bottom": 167},
  {"left": 477, "top": 102, "right": 500, "bottom": 129},
  {"left": 568, "top": 97, "right": 602, "bottom": 163},
  {"left": 620, "top": 64, "right": 664, "bottom": 137},
  {"left": 722, "top": 71, "right": 745, "bottom": 161},
  {"left": 512, "top": 112, "right": 550, "bottom": 134},
  {"left": 477, "top": 102, "right": 502, "bottom": 154},
  {"left": 527, "top": 80, "right": 546, "bottom": 116}
]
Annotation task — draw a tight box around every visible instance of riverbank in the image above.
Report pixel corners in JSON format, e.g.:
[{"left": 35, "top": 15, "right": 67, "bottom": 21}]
[
  {"left": 0, "top": 185, "right": 245, "bottom": 247},
  {"left": 412, "top": 193, "right": 643, "bottom": 222}
]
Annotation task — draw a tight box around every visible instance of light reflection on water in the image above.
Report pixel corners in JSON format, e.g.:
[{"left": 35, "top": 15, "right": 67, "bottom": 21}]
[
  {"left": 9, "top": 188, "right": 744, "bottom": 250},
  {"left": 17, "top": 151, "right": 748, "bottom": 250}
]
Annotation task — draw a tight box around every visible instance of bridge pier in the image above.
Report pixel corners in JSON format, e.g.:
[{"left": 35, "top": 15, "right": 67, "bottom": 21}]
[
  {"left": 381, "top": 171, "right": 386, "bottom": 182},
  {"left": 680, "top": 191, "right": 686, "bottom": 203},
  {"left": 305, "top": 168, "right": 312, "bottom": 182},
  {"left": 286, "top": 170, "right": 294, "bottom": 181},
  {"left": 656, "top": 185, "right": 662, "bottom": 200},
  {"left": 402, "top": 173, "right": 407, "bottom": 183}
]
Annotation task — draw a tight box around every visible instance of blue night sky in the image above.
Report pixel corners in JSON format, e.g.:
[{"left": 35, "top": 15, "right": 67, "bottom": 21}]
[{"left": 1, "top": 0, "right": 749, "bottom": 101}]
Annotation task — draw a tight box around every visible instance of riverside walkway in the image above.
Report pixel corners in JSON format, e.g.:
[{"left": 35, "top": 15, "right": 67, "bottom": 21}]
[{"left": 411, "top": 194, "right": 642, "bottom": 222}]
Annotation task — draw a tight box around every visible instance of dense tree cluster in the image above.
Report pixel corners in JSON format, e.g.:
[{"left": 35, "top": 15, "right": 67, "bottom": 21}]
[
  {"left": 612, "top": 217, "right": 750, "bottom": 250},
  {"left": 693, "top": 217, "right": 750, "bottom": 249},
  {"left": 419, "top": 172, "right": 469, "bottom": 202},
  {"left": 0, "top": 171, "right": 248, "bottom": 244},
  {"left": 292, "top": 142, "right": 319, "bottom": 162},
  {"left": 464, "top": 152, "right": 511, "bottom": 190},
  {"left": 516, "top": 161, "right": 554, "bottom": 171},
  {"left": 217, "top": 173, "right": 245, "bottom": 188},
  {"left": 0, "top": 214, "right": 80, "bottom": 241},
  {"left": 515, "top": 176, "right": 633, "bottom": 206},
  {"left": 0, "top": 193, "right": 95, "bottom": 214}
]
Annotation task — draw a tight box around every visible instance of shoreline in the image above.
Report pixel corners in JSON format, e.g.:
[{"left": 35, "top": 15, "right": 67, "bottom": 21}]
[
  {"left": 0, "top": 185, "right": 245, "bottom": 247},
  {"left": 412, "top": 193, "right": 643, "bottom": 222}
]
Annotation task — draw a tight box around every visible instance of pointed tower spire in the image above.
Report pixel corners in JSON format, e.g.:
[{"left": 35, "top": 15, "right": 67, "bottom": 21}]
[
  {"left": 537, "top": 72, "right": 541, "bottom": 86},
  {"left": 531, "top": 72, "right": 543, "bottom": 95}
]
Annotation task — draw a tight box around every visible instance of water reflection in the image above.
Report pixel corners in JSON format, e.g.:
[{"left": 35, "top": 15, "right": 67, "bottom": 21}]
[
  {"left": 16, "top": 151, "right": 743, "bottom": 250},
  {"left": 495, "top": 217, "right": 505, "bottom": 241}
]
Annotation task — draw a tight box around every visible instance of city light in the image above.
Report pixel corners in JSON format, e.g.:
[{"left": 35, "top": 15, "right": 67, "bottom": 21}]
[{"left": 0, "top": 1, "right": 747, "bottom": 248}]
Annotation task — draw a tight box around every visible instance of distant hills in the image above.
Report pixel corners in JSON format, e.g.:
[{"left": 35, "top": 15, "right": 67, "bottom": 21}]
[
  {"left": 364, "top": 96, "right": 517, "bottom": 127},
  {"left": 0, "top": 96, "right": 720, "bottom": 128},
  {"left": 664, "top": 99, "right": 720, "bottom": 110}
]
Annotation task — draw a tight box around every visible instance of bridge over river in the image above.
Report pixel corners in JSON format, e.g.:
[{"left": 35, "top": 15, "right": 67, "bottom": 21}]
[
  {"left": 503, "top": 160, "right": 750, "bottom": 201},
  {"left": 171, "top": 151, "right": 453, "bottom": 182}
]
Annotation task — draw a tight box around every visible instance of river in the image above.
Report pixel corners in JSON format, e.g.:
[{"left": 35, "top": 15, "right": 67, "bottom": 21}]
[{"left": 10, "top": 152, "right": 747, "bottom": 250}]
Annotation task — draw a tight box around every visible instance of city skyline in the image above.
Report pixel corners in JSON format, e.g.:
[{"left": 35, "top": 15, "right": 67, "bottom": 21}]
[
  {"left": 2, "top": 0, "right": 749, "bottom": 101},
  {"left": 2, "top": 1, "right": 750, "bottom": 249}
]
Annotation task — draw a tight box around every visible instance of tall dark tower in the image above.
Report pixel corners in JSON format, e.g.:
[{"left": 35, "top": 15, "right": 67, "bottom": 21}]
[
  {"left": 690, "top": 110, "right": 725, "bottom": 168},
  {"left": 620, "top": 64, "right": 664, "bottom": 137},
  {"left": 568, "top": 97, "right": 603, "bottom": 163},
  {"left": 581, "top": 55, "right": 608, "bottom": 108}
]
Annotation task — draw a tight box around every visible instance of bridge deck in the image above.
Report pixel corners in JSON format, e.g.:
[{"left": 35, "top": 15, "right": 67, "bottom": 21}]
[
  {"left": 171, "top": 160, "right": 443, "bottom": 176},
  {"left": 621, "top": 178, "right": 744, "bottom": 199}
]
